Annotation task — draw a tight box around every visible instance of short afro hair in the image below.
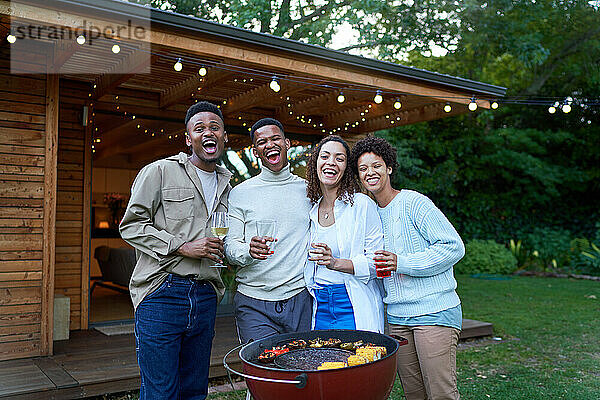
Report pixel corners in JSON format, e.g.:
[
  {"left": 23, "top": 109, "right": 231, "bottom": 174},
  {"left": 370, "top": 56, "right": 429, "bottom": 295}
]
[
  {"left": 185, "top": 101, "right": 224, "bottom": 126},
  {"left": 349, "top": 136, "right": 398, "bottom": 177},
  {"left": 250, "top": 118, "right": 284, "bottom": 142}
]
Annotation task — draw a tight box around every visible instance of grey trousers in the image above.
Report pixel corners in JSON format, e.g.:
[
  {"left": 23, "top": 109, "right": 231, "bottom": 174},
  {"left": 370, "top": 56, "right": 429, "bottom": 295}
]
[{"left": 234, "top": 289, "right": 313, "bottom": 344}]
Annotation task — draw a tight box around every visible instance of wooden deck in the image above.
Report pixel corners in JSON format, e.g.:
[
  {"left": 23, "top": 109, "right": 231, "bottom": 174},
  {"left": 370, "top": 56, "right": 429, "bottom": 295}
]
[{"left": 0, "top": 317, "right": 492, "bottom": 399}]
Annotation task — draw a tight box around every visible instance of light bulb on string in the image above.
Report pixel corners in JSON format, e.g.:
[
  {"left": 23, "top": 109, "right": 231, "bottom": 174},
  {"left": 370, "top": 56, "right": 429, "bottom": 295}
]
[
  {"left": 269, "top": 76, "right": 281, "bottom": 92},
  {"left": 490, "top": 100, "right": 499, "bottom": 109},
  {"left": 562, "top": 103, "right": 571, "bottom": 113},
  {"left": 468, "top": 97, "right": 478, "bottom": 111},
  {"left": 76, "top": 35, "right": 86, "bottom": 45},
  {"left": 548, "top": 101, "right": 559, "bottom": 114},
  {"left": 111, "top": 44, "right": 120, "bottom": 54},
  {"left": 337, "top": 91, "right": 345, "bottom": 103},
  {"left": 173, "top": 58, "right": 183, "bottom": 72},
  {"left": 444, "top": 103, "right": 452, "bottom": 113},
  {"left": 393, "top": 99, "right": 402, "bottom": 109},
  {"left": 198, "top": 66, "right": 207, "bottom": 76},
  {"left": 373, "top": 90, "right": 383, "bottom": 104},
  {"left": 6, "top": 34, "right": 16, "bottom": 44}
]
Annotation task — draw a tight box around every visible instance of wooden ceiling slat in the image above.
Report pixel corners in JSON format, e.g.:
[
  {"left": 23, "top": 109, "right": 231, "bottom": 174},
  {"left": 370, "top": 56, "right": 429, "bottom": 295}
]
[
  {"left": 93, "top": 54, "right": 159, "bottom": 100},
  {"left": 223, "top": 80, "right": 306, "bottom": 115}
]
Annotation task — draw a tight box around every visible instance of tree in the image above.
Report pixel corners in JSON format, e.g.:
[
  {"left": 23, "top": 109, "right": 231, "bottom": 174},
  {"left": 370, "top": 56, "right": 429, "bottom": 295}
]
[{"left": 128, "top": 0, "right": 465, "bottom": 56}]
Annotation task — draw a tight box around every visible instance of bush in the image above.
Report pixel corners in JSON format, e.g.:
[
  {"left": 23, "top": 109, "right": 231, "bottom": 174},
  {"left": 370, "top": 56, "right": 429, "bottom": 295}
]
[
  {"left": 455, "top": 239, "right": 517, "bottom": 275},
  {"left": 524, "top": 227, "right": 572, "bottom": 270}
]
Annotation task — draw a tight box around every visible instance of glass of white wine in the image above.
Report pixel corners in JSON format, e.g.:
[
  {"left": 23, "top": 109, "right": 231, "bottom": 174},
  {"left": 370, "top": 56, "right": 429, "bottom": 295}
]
[{"left": 210, "top": 211, "right": 229, "bottom": 268}]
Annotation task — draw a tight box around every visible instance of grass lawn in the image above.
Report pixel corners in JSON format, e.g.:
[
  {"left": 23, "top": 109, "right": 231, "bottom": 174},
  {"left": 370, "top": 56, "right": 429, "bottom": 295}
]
[{"left": 207, "top": 276, "right": 600, "bottom": 400}]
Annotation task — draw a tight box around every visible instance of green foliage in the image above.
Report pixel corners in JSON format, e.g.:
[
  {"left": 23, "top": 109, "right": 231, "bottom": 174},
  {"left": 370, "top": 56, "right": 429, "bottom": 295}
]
[
  {"left": 569, "top": 238, "right": 600, "bottom": 275},
  {"left": 455, "top": 240, "right": 517, "bottom": 275},
  {"left": 509, "top": 239, "right": 531, "bottom": 270},
  {"left": 524, "top": 227, "right": 572, "bottom": 270}
]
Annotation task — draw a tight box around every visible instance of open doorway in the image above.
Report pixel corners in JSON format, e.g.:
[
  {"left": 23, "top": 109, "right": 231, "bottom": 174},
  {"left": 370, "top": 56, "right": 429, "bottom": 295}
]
[{"left": 89, "top": 167, "right": 138, "bottom": 324}]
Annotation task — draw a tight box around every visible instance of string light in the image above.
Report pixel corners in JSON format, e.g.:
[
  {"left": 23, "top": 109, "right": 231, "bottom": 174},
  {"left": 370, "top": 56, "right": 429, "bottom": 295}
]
[
  {"left": 393, "top": 99, "right": 402, "bottom": 109},
  {"left": 444, "top": 103, "right": 452, "bottom": 113},
  {"left": 490, "top": 100, "right": 499, "bottom": 109},
  {"left": 111, "top": 44, "right": 120, "bottom": 54},
  {"left": 269, "top": 76, "right": 281, "bottom": 92},
  {"left": 337, "top": 91, "right": 345, "bottom": 103},
  {"left": 562, "top": 103, "right": 571, "bottom": 113},
  {"left": 468, "top": 97, "right": 478, "bottom": 111},
  {"left": 173, "top": 58, "right": 183, "bottom": 72},
  {"left": 373, "top": 90, "right": 383, "bottom": 104},
  {"left": 76, "top": 35, "right": 86, "bottom": 45},
  {"left": 6, "top": 34, "right": 16, "bottom": 44},
  {"left": 198, "top": 66, "right": 207, "bottom": 76}
]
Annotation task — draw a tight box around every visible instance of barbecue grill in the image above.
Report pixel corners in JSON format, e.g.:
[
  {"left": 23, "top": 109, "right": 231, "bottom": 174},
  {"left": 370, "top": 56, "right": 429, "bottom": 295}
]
[{"left": 223, "top": 329, "right": 407, "bottom": 400}]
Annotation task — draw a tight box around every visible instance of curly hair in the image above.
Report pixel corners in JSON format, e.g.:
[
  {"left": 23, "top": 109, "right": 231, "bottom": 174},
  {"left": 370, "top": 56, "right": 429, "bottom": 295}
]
[
  {"left": 306, "top": 135, "right": 360, "bottom": 205},
  {"left": 349, "top": 136, "right": 398, "bottom": 178}
]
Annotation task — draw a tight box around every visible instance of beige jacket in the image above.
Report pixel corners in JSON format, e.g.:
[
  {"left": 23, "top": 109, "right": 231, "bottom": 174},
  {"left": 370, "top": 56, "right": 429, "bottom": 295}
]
[{"left": 120, "top": 152, "right": 232, "bottom": 309}]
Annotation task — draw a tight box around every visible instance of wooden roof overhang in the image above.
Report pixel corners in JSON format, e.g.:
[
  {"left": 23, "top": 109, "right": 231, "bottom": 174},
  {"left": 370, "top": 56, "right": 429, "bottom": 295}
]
[{"left": 1, "top": 0, "right": 506, "bottom": 168}]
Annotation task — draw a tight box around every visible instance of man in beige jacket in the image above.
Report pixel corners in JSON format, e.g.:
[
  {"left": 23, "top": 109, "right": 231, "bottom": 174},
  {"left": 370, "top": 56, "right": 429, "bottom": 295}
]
[{"left": 120, "top": 101, "right": 231, "bottom": 400}]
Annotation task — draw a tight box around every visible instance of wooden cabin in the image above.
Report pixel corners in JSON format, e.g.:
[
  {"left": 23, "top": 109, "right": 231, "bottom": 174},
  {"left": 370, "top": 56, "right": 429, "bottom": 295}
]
[{"left": 0, "top": 0, "right": 505, "bottom": 366}]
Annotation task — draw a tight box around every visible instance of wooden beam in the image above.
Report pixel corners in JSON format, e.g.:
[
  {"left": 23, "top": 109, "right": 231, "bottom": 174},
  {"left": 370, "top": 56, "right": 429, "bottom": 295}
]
[
  {"left": 160, "top": 69, "right": 234, "bottom": 109},
  {"left": 80, "top": 104, "right": 93, "bottom": 331},
  {"left": 94, "top": 122, "right": 184, "bottom": 161},
  {"left": 280, "top": 90, "right": 372, "bottom": 124},
  {"left": 52, "top": 40, "right": 78, "bottom": 73},
  {"left": 359, "top": 103, "right": 465, "bottom": 133},
  {"left": 42, "top": 73, "right": 59, "bottom": 356},
  {"left": 223, "top": 80, "right": 306, "bottom": 116},
  {"left": 93, "top": 53, "right": 157, "bottom": 100},
  {"left": 322, "top": 95, "right": 410, "bottom": 127}
]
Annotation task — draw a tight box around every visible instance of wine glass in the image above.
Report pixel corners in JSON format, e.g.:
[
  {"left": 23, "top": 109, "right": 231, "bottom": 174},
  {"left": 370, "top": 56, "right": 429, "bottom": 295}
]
[
  {"left": 256, "top": 219, "right": 277, "bottom": 253},
  {"left": 210, "top": 211, "right": 229, "bottom": 268}
]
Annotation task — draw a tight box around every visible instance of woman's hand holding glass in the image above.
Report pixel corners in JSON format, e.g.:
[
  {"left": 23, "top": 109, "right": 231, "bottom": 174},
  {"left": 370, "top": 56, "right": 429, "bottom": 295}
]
[
  {"left": 309, "top": 243, "right": 336, "bottom": 268},
  {"left": 373, "top": 250, "right": 397, "bottom": 278}
]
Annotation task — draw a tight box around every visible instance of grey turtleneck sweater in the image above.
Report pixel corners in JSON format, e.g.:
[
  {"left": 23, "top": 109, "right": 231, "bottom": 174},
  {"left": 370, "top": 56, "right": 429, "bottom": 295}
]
[{"left": 225, "top": 165, "right": 312, "bottom": 301}]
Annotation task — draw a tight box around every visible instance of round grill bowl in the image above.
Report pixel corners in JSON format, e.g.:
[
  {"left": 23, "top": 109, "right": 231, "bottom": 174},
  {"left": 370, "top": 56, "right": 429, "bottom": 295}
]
[{"left": 237, "top": 329, "right": 401, "bottom": 400}]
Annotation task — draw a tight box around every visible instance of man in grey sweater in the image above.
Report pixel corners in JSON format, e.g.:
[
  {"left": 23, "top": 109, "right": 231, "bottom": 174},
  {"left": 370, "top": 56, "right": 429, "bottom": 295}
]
[{"left": 225, "top": 118, "right": 312, "bottom": 343}]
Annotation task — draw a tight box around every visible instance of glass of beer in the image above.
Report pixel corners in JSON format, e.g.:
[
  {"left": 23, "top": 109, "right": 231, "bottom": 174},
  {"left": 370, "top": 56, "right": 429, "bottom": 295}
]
[
  {"left": 256, "top": 219, "right": 277, "bottom": 253},
  {"left": 210, "top": 211, "right": 228, "bottom": 267}
]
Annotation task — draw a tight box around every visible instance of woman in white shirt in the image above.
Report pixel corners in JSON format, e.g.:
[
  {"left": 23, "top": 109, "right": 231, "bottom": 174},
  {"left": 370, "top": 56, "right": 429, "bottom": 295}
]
[{"left": 304, "top": 135, "right": 385, "bottom": 333}]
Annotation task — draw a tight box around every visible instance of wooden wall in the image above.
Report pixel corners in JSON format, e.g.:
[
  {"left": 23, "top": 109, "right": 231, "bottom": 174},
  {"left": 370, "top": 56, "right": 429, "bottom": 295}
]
[
  {"left": 0, "top": 45, "right": 56, "bottom": 360},
  {"left": 55, "top": 79, "right": 91, "bottom": 332}
]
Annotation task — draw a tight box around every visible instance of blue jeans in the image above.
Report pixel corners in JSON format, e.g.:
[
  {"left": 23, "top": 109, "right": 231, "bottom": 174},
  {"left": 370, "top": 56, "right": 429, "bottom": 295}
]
[
  {"left": 134, "top": 274, "right": 217, "bottom": 400},
  {"left": 314, "top": 284, "right": 356, "bottom": 330}
]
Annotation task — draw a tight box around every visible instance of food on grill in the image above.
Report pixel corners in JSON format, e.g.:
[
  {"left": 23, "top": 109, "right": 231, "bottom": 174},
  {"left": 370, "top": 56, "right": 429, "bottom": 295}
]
[
  {"left": 286, "top": 339, "right": 307, "bottom": 350},
  {"left": 258, "top": 346, "right": 289, "bottom": 363},
  {"left": 347, "top": 354, "right": 368, "bottom": 366},
  {"left": 258, "top": 350, "right": 276, "bottom": 363},
  {"left": 356, "top": 347, "right": 383, "bottom": 362},
  {"left": 369, "top": 346, "right": 387, "bottom": 356},
  {"left": 340, "top": 342, "right": 355, "bottom": 351},
  {"left": 308, "top": 338, "right": 325, "bottom": 348},
  {"left": 317, "top": 361, "right": 347, "bottom": 370},
  {"left": 324, "top": 338, "right": 342, "bottom": 348},
  {"left": 353, "top": 340, "right": 364, "bottom": 348}
]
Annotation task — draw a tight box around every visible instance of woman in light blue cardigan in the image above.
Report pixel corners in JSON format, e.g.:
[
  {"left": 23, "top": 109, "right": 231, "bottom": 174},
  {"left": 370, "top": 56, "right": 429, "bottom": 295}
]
[{"left": 350, "top": 137, "right": 465, "bottom": 400}]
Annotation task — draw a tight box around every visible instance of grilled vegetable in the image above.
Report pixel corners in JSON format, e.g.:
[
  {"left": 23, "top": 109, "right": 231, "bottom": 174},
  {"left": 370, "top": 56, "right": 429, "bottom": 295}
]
[
  {"left": 287, "top": 339, "right": 307, "bottom": 350},
  {"left": 340, "top": 342, "right": 355, "bottom": 351},
  {"left": 324, "top": 338, "right": 342, "bottom": 348}
]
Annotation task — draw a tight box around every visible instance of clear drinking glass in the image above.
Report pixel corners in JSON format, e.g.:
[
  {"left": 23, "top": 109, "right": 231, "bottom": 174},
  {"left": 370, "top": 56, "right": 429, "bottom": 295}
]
[
  {"left": 256, "top": 219, "right": 277, "bottom": 252},
  {"left": 210, "top": 211, "right": 229, "bottom": 268}
]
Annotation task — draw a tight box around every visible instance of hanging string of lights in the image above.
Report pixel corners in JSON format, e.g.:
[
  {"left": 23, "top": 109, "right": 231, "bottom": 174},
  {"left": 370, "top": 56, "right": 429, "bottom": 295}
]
[{"left": 2, "top": 25, "right": 597, "bottom": 115}]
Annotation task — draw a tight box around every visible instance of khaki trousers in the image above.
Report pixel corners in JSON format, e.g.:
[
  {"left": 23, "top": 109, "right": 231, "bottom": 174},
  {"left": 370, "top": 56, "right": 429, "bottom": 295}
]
[{"left": 389, "top": 324, "right": 460, "bottom": 400}]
